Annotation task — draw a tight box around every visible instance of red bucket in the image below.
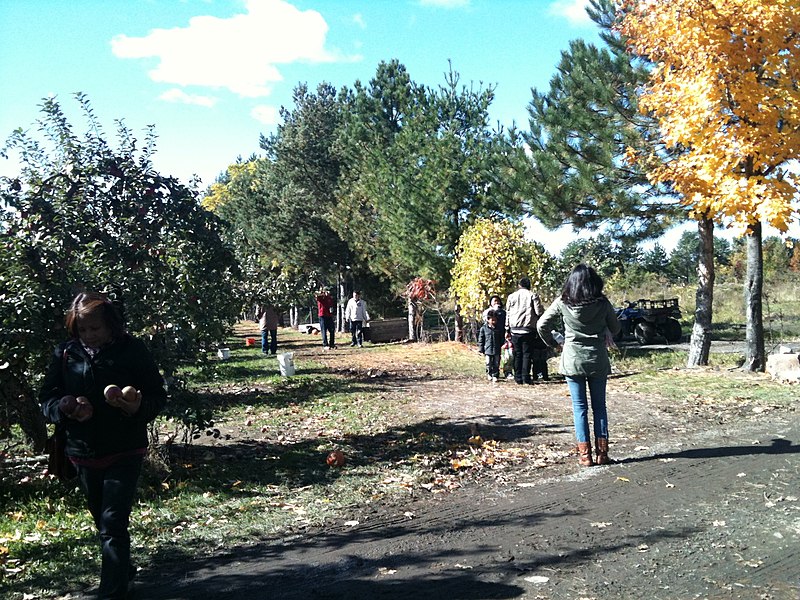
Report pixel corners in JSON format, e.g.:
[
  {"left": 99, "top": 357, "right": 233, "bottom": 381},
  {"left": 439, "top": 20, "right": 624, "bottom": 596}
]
[{"left": 245, "top": 337, "right": 256, "bottom": 346}]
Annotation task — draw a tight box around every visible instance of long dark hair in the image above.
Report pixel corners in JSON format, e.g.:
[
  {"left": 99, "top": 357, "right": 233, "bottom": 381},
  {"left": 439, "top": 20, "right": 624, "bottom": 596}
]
[
  {"left": 65, "top": 292, "right": 125, "bottom": 340},
  {"left": 561, "top": 264, "right": 606, "bottom": 307}
]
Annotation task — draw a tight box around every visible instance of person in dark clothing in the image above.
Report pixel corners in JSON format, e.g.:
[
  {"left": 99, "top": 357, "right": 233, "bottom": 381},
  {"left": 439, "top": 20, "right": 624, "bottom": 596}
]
[
  {"left": 478, "top": 310, "right": 505, "bottom": 382},
  {"left": 39, "top": 292, "right": 167, "bottom": 599},
  {"left": 482, "top": 295, "right": 507, "bottom": 334}
]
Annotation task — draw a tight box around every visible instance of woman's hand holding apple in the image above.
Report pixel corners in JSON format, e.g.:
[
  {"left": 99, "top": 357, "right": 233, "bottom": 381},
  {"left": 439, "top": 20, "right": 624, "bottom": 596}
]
[
  {"left": 59, "top": 394, "right": 93, "bottom": 421},
  {"left": 116, "top": 385, "right": 141, "bottom": 416},
  {"left": 71, "top": 396, "right": 94, "bottom": 421},
  {"left": 59, "top": 395, "right": 78, "bottom": 416}
]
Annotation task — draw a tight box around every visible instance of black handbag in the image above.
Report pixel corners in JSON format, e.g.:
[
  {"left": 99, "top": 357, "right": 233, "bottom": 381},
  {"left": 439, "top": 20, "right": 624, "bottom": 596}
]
[
  {"left": 46, "top": 424, "right": 77, "bottom": 481},
  {"left": 46, "top": 349, "right": 78, "bottom": 481}
]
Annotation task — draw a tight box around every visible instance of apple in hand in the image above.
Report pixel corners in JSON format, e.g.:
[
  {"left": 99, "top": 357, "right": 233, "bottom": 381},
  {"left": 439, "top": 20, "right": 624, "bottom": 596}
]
[
  {"left": 104, "top": 384, "right": 123, "bottom": 406},
  {"left": 114, "top": 385, "right": 142, "bottom": 416},
  {"left": 72, "top": 396, "right": 94, "bottom": 422},
  {"left": 59, "top": 395, "right": 78, "bottom": 416}
]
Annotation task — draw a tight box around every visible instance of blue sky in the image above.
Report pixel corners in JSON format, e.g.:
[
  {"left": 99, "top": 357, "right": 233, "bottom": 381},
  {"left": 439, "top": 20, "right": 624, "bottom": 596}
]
[
  {"left": 1, "top": 0, "right": 795, "bottom": 252},
  {"left": 1, "top": 0, "right": 599, "bottom": 185}
]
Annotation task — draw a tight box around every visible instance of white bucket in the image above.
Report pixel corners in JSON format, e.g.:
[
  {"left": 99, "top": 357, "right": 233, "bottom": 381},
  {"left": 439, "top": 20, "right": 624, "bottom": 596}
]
[
  {"left": 277, "top": 352, "right": 295, "bottom": 376},
  {"left": 217, "top": 348, "right": 231, "bottom": 360}
]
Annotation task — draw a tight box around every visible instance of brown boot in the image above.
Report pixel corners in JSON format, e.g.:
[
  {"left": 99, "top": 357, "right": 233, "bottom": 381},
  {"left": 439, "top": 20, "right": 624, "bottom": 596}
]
[
  {"left": 577, "top": 441, "right": 594, "bottom": 466},
  {"left": 595, "top": 437, "right": 610, "bottom": 465}
]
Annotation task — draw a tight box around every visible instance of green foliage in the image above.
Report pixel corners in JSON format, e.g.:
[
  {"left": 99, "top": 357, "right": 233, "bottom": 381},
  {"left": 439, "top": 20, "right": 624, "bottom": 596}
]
[
  {"left": 0, "top": 94, "right": 241, "bottom": 442},
  {"left": 450, "top": 218, "right": 556, "bottom": 319},
  {"left": 204, "top": 84, "right": 368, "bottom": 311},
  {"left": 336, "top": 61, "right": 521, "bottom": 289},
  {"left": 666, "top": 230, "right": 731, "bottom": 284},
  {"left": 518, "top": 0, "right": 683, "bottom": 240},
  {"left": 558, "top": 233, "right": 642, "bottom": 280},
  {"left": 257, "top": 83, "right": 353, "bottom": 281}
]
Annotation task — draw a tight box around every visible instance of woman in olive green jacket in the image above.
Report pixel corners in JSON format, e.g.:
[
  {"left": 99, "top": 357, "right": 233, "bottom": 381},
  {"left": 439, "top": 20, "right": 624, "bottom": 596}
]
[{"left": 537, "top": 265, "right": 620, "bottom": 466}]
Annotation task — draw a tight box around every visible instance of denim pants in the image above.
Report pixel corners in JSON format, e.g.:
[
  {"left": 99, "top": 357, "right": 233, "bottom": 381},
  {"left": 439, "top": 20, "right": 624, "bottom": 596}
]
[
  {"left": 319, "top": 316, "right": 335, "bottom": 347},
  {"left": 350, "top": 320, "right": 364, "bottom": 346},
  {"left": 77, "top": 455, "right": 143, "bottom": 599},
  {"left": 565, "top": 375, "right": 609, "bottom": 443},
  {"left": 261, "top": 329, "right": 277, "bottom": 354}
]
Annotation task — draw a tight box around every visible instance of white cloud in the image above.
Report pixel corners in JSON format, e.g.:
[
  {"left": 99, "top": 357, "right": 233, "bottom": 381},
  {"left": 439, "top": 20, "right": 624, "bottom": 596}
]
[
  {"left": 419, "top": 0, "right": 470, "bottom": 8},
  {"left": 548, "top": 0, "right": 593, "bottom": 26},
  {"left": 352, "top": 13, "right": 366, "bottom": 29},
  {"left": 251, "top": 104, "right": 279, "bottom": 125},
  {"left": 159, "top": 88, "right": 217, "bottom": 107},
  {"left": 111, "top": 0, "right": 347, "bottom": 98}
]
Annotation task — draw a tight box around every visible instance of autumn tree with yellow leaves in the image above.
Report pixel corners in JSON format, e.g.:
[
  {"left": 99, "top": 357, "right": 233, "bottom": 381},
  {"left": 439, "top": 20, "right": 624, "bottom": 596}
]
[
  {"left": 450, "top": 218, "right": 558, "bottom": 323},
  {"left": 620, "top": 0, "right": 800, "bottom": 371}
]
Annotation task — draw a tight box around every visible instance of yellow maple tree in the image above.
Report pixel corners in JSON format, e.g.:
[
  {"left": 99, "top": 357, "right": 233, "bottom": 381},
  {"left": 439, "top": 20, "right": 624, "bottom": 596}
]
[
  {"left": 450, "top": 218, "right": 556, "bottom": 320},
  {"left": 200, "top": 161, "right": 258, "bottom": 212},
  {"left": 619, "top": 0, "right": 800, "bottom": 232}
]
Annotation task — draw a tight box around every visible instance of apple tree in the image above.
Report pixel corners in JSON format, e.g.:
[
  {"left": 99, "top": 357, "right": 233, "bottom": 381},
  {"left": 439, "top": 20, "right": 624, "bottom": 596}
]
[{"left": 0, "top": 94, "right": 241, "bottom": 447}]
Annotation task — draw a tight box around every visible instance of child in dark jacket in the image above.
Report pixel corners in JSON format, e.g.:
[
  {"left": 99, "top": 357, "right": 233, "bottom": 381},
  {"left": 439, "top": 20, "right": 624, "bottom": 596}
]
[{"left": 478, "top": 310, "right": 504, "bottom": 382}]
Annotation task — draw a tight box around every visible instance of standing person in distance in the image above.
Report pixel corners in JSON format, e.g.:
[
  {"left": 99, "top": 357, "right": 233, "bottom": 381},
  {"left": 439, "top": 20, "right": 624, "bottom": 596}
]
[
  {"left": 315, "top": 288, "right": 336, "bottom": 350},
  {"left": 505, "top": 277, "right": 544, "bottom": 385},
  {"left": 344, "top": 290, "right": 370, "bottom": 347},
  {"left": 39, "top": 292, "right": 167, "bottom": 598},
  {"left": 478, "top": 310, "right": 504, "bottom": 382},
  {"left": 257, "top": 304, "right": 279, "bottom": 355},
  {"left": 537, "top": 264, "right": 620, "bottom": 467}
]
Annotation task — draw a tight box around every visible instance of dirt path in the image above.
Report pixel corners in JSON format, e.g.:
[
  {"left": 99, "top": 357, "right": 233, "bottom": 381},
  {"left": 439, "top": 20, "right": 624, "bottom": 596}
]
[
  {"left": 136, "top": 407, "right": 799, "bottom": 599},
  {"left": 133, "top": 336, "right": 799, "bottom": 599}
]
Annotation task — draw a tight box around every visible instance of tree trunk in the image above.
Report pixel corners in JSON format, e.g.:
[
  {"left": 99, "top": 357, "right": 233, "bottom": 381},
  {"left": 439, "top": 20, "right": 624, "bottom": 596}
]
[
  {"left": 454, "top": 302, "right": 464, "bottom": 343},
  {"left": 0, "top": 370, "right": 48, "bottom": 451},
  {"left": 337, "top": 275, "right": 347, "bottom": 332},
  {"left": 290, "top": 306, "right": 299, "bottom": 329},
  {"left": 407, "top": 299, "right": 418, "bottom": 342},
  {"left": 745, "top": 222, "right": 765, "bottom": 371},
  {"left": 687, "top": 217, "right": 715, "bottom": 366}
]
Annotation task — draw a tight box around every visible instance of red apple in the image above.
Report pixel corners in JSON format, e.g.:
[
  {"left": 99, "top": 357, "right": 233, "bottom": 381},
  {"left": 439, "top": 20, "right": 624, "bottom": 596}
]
[
  {"left": 326, "top": 450, "right": 346, "bottom": 467},
  {"left": 59, "top": 395, "right": 77, "bottom": 415},
  {"left": 104, "top": 385, "right": 123, "bottom": 406}
]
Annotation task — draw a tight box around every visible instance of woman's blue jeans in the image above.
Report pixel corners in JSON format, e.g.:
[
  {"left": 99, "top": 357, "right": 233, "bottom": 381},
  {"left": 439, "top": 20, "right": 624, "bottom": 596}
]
[
  {"left": 77, "top": 455, "right": 143, "bottom": 599},
  {"left": 565, "top": 375, "right": 609, "bottom": 443}
]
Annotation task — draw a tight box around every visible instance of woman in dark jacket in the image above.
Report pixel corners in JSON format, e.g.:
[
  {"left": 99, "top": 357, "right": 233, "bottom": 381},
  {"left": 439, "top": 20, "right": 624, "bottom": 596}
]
[
  {"left": 39, "top": 292, "right": 167, "bottom": 599},
  {"left": 537, "top": 265, "right": 620, "bottom": 467}
]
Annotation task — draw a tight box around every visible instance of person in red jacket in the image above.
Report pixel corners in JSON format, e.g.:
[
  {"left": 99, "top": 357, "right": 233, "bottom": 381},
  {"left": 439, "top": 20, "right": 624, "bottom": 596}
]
[
  {"left": 39, "top": 292, "right": 167, "bottom": 598},
  {"left": 315, "top": 288, "right": 336, "bottom": 349}
]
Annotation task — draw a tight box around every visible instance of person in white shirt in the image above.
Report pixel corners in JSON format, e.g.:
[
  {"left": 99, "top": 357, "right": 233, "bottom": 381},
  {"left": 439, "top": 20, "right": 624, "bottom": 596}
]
[
  {"left": 344, "top": 290, "right": 370, "bottom": 347},
  {"left": 505, "top": 277, "right": 545, "bottom": 384}
]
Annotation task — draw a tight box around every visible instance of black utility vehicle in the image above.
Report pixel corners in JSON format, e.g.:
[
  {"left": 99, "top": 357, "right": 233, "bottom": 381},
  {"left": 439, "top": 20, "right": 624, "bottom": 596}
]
[{"left": 615, "top": 298, "right": 683, "bottom": 344}]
